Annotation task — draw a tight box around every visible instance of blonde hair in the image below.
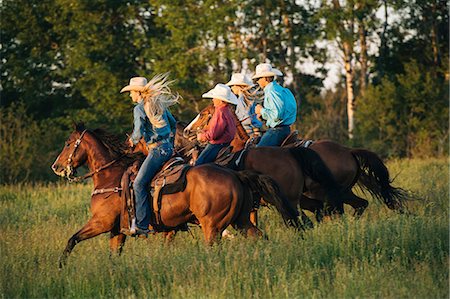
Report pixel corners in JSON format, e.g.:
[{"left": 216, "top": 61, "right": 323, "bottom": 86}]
[
  {"left": 238, "top": 85, "right": 264, "bottom": 105},
  {"left": 141, "top": 73, "right": 180, "bottom": 128}
]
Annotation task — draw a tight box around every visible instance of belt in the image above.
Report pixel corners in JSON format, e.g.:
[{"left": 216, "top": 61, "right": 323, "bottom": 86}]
[{"left": 147, "top": 138, "right": 171, "bottom": 150}]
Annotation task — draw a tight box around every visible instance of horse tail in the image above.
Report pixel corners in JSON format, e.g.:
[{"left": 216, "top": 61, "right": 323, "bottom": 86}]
[
  {"left": 351, "top": 149, "right": 412, "bottom": 212},
  {"left": 235, "top": 170, "right": 300, "bottom": 228},
  {"left": 288, "top": 147, "right": 344, "bottom": 211}
]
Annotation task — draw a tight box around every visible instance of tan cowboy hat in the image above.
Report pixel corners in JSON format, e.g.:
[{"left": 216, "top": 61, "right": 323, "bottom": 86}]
[
  {"left": 251, "top": 63, "right": 283, "bottom": 80},
  {"left": 226, "top": 73, "right": 254, "bottom": 87},
  {"left": 202, "top": 83, "right": 238, "bottom": 105},
  {"left": 120, "top": 77, "right": 148, "bottom": 93}
]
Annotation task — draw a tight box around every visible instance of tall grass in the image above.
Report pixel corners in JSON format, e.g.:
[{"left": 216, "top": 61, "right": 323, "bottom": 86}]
[{"left": 0, "top": 159, "right": 448, "bottom": 298}]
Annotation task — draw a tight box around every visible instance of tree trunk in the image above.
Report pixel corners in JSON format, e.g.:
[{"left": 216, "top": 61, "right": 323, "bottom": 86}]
[
  {"left": 343, "top": 42, "right": 355, "bottom": 140},
  {"left": 430, "top": 1, "right": 440, "bottom": 71},
  {"left": 359, "top": 21, "right": 368, "bottom": 97},
  {"left": 333, "top": 0, "right": 356, "bottom": 139}
]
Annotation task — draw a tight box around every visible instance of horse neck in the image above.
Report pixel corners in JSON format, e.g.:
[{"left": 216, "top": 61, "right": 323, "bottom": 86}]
[
  {"left": 174, "top": 125, "right": 197, "bottom": 159},
  {"left": 83, "top": 134, "right": 125, "bottom": 188}
]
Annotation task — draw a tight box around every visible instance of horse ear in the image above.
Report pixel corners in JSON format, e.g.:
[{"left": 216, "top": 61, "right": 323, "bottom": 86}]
[{"left": 75, "top": 121, "right": 85, "bottom": 132}]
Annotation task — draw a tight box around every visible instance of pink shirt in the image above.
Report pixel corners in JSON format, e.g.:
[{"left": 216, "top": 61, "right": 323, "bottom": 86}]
[{"left": 198, "top": 105, "right": 236, "bottom": 144}]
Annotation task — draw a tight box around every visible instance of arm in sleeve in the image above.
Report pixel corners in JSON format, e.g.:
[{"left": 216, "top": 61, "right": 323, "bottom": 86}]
[
  {"left": 260, "top": 91, "right": 283, "bottom": 122},
  {"left": 202, "top": 112, "right": 226, "bottom": 141},
  {"left": 130, "top": 106, "right": 145, "bottom": 145}
]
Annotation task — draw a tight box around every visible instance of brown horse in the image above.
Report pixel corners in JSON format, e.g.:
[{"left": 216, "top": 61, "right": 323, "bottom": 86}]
[
  {"left": 174, "top": 120, "right": 345, "bottom": 225},
  {"left": 187, "top": 104, "right": 412, "bottom": 217},
  {"left": 51, "top": 123, "right": 301, "bottom": 268}
]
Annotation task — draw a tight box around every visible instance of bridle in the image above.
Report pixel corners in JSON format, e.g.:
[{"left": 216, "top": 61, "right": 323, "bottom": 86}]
[{"left": 65, "top": 130, "right": 123, "bottom": 183}]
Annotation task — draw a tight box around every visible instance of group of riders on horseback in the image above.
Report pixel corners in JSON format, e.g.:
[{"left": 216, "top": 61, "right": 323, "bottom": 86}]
[
  {"left": 51, "top": 62, "right": 411, "bottom": 267},
  {"left": 120, "top": 63, "right": 301, "bottom": 238}
]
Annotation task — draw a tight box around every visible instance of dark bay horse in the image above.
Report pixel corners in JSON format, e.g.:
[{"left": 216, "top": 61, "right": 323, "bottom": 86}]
[
  {"left": 187, "top": 104, "right": 412, "bottom": 217},
  {"left": 173, "top": 120, "right": 345, "bottom": 225},
  {"left": 52, "top": 123, "right": 301, "bottom": 267}
]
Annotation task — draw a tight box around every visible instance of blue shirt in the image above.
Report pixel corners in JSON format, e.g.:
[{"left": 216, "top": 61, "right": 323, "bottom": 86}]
[
  {"left": 260, "top": 81, "right": 297, "bottom": 128},
  {"left": 235, "top": 94, "right": 263, "bottom": 129},
  {"left": 130, "top": 101, "right": 176, "bottom": 145}
]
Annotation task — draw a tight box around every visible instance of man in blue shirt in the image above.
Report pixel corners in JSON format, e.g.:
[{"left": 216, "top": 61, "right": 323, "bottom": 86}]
[{"left": 253, "top": 63, "right": 297, "bottom": 146}]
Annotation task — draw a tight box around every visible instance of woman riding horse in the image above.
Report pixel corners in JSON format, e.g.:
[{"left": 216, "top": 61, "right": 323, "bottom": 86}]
[{"left": 120, "top": 74, "right": 178, "bottom": 237}]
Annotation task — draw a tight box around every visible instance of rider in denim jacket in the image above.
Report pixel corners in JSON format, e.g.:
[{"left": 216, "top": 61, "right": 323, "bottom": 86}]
[{"left": 121, "top": 75, "right": 178, "bottom": 237}]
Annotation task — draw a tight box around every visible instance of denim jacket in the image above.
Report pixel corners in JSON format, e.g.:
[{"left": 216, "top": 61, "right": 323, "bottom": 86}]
[{"left": 130, "top": 100, "right": 176, "bottom": 145}]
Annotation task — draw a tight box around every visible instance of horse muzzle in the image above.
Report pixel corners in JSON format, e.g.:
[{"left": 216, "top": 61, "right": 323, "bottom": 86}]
[{"left": 51, "top": 163, "right": 74, "bottom": 179}]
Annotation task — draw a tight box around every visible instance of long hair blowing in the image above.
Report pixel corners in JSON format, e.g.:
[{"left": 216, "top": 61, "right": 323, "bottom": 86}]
[
  {"left": 241, "top": 85, "right": 264, "bottom": 105},
  {"left": 141, "top": 73, "right": 180, "bottom": 128}
]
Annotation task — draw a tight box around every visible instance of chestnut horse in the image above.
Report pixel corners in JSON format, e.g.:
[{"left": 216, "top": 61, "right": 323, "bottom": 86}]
[
  {"left": 52, "top": 123, "right": 300, "bottom": 268},
  {"left": 186, "top": 104, "right": 412, "bottom": 217}
]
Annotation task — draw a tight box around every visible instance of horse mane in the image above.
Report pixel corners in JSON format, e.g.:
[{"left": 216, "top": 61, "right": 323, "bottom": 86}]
[{"left": 90, "top": 128, "right": 143, "bottom": 165}]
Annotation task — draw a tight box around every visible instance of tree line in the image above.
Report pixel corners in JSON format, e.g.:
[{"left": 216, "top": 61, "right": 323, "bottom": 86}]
[{"left": 1, "top": 0, "right": 448, "bottom": 183}]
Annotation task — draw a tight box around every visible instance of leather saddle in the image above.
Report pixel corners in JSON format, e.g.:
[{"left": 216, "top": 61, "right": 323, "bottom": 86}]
[
  {"left": 150, "top": 157, "right": 191, "bottom": 225},
  {"left": 280, "top": 130, "right": 314, "bottom": 148},
  {"left": 120, "top": 156, "right": 191, "bottom": 231},
  {"left": 215, "top": 146, "right": 248, "bottom": 170}
]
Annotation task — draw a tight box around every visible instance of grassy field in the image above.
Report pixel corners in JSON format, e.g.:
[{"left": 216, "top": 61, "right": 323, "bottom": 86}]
[{"left": 0, "top": 159, "right": 448, "bottom": 298}]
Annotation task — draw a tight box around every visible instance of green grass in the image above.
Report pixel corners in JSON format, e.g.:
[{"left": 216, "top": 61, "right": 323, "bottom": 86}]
[{"left": 0, "top": 159, "right": 448, "bottom": 298}]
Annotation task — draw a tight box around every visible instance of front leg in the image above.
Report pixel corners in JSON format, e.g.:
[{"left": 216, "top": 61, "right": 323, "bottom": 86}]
[
  {"left": 59, "top": 217, "right": 114, "bottom": 269},
  {"left": 109, "top": 228, "right": 127, "bottom": 257}
]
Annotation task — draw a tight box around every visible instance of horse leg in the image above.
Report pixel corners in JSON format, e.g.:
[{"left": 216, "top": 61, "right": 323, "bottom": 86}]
[
  {"left": 231, "top": 212, "right": 264, "bottom": 238},
  {"left": 109, "top": 230, "right": 126, "bottom": 257},
  {"left": 59, "top": 217, "right": 113, "bottom": 269},
  {"left": 342, "top": 191, "right": 369, "bottom": 217},
  {"left": 300, "top": 194, "right": 324, "bottom": 222},
  {"left": 163, "top": 230, "right": 177, "bottom": 243},
  {"left": 249, "top": 210, "right": 258, "bottom": 226},
  {"left": 201, "top": 223, "right": 220, "bottom": 246}
]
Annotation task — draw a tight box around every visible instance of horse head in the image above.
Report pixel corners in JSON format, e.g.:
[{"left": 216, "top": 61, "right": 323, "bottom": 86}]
[
  {"left": 52, "top": 123, "right": 129, "bottom": 181},
  {"left": 186, "top": 104, "right": 215, "bottom": 132},
  {"left": 52, "top": 122, "right": 90, "bottom": 180}
]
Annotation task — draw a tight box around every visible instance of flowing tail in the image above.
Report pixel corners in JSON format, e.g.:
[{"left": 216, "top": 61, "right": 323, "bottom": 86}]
[
  {"left": 235, "top": 170, "right": 304, "bottom": 229},
  {"left": 289, "top": 147, "right": 344, "bottom": 212},
  {"left": 351, "top": 149, "right": 414, "bottom": 212}
]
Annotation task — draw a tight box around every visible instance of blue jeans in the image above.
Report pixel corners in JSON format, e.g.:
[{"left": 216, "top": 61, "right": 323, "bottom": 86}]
[
  {"left": 134, "top": 141, "right": 173, "bottom": 229},
  {"left": 195, "top": 142, "right": 229, "bottom": 166},
  {"left": 256, "top": 125, "right": 291, "bottom": 147}
]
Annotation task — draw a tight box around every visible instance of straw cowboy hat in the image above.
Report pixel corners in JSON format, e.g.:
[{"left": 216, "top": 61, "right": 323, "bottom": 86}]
[
  {"left": 120, "top": 77, "right": 148, "bottom": 93},
  {"left": 251, "top": 63, "right": 283, "bottom": 80},
  {"left": 202, "top": 83, "right": 238, "bottom": 105},
  {"left": 226, "top": 73, "right": 254, "bottom": 87}
]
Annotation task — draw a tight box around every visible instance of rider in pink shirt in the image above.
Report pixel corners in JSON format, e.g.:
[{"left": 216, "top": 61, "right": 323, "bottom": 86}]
[{"left": 195, "top": 83, "right": 237, "bottom": 165}]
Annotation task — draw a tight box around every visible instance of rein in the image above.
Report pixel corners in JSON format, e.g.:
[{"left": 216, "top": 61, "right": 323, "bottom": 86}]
[{"left": 69, "top": 157, "right": 123, "bottom": 183}]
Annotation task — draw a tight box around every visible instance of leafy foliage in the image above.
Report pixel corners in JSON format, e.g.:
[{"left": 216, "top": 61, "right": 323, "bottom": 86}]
[{"left": 0, "top": 0, "right": 448, "bottom": 181}]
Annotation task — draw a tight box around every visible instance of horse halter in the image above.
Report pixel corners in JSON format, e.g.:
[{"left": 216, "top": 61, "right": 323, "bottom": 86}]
[{"left": 65, "top": 129, "right": 88, "bottom": 180}]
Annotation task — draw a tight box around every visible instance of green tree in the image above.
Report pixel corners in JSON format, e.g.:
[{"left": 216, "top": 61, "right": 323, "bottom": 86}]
[{"left": 357, "top": 60, "right": 448, "bottom": 157}]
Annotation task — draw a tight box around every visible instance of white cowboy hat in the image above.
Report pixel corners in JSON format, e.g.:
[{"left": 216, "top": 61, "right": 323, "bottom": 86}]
[
  {"left": 226, "top": 73, "right": 254, "bottom": 87},
  {"left": 120, "top": 77, "right": 148, "bottom": 93},
  {"left": 202, "top": 83, "right": 238, "bottom": 105},
  {"left": 251, "top": 63, "right": 283, "bottom": 80}
]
